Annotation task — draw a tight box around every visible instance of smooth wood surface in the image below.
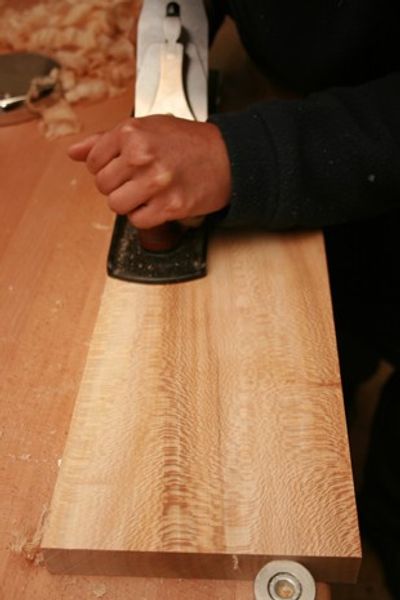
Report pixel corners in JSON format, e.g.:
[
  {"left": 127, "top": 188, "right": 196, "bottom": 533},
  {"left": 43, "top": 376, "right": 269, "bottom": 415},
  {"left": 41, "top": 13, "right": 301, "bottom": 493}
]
[
  {"left": 0, "top": 88, "right": 334, "bottom": 600},
  {"left": 40, "top": 169, "right": 361, "bottom": 583}
]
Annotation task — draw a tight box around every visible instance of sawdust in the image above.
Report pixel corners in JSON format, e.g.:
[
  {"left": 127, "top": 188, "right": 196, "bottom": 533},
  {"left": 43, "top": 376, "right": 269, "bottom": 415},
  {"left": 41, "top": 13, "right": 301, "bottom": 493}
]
[
  {"left": 91, "top": 222, "right": 111, "bottom": 231},
  {"left": 9, "top": 505, "right": 48, "bottom": 567},
  {"left": 232, "top": 554, "right": 240, "bottom": 571},
  {"left": 92, "top": 582, "right": 107, "bottom": 597},
  {"left": 7, "top": 453, "right": 32, "bottom": 462},
  {"left": 18, "top": 453, "right": 32, "bottom": 461}
]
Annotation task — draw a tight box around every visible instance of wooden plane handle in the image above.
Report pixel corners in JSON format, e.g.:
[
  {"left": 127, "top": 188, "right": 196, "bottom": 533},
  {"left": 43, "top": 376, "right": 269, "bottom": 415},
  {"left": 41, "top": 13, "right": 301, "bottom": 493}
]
[{"left": 137, "top": 222, "right": 183, "bottom": 252}]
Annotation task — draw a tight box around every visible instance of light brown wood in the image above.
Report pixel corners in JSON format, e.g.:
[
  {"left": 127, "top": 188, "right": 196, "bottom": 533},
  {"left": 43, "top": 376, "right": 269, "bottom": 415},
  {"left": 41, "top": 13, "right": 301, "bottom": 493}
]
[{"left": 41, "top": 221, "right": 361, "bottom": 581}]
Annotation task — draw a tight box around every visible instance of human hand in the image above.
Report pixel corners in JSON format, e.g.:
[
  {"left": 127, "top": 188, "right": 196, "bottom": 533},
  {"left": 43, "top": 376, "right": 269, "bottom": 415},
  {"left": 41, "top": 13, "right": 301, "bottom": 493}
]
[{"left": 68, "top": 115, "right": 232, "bottom": 229}]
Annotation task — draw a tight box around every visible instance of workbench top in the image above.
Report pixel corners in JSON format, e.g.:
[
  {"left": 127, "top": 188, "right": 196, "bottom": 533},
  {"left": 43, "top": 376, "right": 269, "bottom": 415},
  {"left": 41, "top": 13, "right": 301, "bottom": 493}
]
[{"left": 0, "top": 91, "right": 340, "bottom": 600}]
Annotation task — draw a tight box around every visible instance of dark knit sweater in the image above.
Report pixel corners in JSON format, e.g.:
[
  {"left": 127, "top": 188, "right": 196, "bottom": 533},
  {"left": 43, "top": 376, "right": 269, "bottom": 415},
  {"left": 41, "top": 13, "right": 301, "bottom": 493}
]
[
  {"left": 207, "top": 0, "right": 400, "bottom": 363},
  {"left": 208, "top": 0, "right": 400, "bottom": 229}
]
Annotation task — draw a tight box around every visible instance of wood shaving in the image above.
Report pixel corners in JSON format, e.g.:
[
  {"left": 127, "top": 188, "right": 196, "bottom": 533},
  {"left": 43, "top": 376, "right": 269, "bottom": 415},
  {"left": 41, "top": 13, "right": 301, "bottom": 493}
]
[
  {"left": 26, "top": 67, "right": 61, "bottom": 103},
  {"left": 38, "top": 98, "right": 81, "bottom": 140},
  {"left": 9, "top": 505, "right": 48, "bottom": 566},
  {"left": 232, "top": 554, "right": 240, "bottom": 571},
  {"left": 91, "top": 222, "right": 111, "bottom": 230},
  {"left": 0, "top": 0, "right": 141, "bottom": 138},
  {"left": 18, "top": 453, "right": 32, "bottom": 461},
  {"left": 25, "top": 68, "right": 81, "bottom": 139},
  {"left": 92, "top": 582, "right": 107, "bottom": 597}
]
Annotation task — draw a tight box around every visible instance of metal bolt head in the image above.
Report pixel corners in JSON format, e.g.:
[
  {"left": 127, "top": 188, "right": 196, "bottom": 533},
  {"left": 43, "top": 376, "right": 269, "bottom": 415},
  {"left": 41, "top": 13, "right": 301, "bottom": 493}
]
[
  {"left": 254, "top": 560, "right": 316, "bottom": 600},
  {"left": 268, "top": 572, "right": 302, "bottom": 600}
]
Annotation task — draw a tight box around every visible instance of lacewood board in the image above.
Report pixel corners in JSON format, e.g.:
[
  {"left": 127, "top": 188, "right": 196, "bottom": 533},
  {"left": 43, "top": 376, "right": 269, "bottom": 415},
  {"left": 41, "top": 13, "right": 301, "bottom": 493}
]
[{"left": 42, "top": 230, "right": 361, "bottom": 582}]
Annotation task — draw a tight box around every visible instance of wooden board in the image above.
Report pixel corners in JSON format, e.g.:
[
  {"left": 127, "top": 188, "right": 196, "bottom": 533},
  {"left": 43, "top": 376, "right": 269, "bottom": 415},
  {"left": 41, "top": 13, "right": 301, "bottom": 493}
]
[{"left": 41, "top": 222, "right": 361, "bottom": 582}]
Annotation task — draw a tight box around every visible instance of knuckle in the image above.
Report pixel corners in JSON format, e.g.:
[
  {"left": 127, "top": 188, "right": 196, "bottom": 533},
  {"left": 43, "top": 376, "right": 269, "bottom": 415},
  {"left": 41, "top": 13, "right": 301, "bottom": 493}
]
[
  {"left": 153, "top": 166, "right": 173, "bottom": 190},
  {"left": 124, "top": 135, "right": 154, "bottom": 167},
  {"left": 119, "top": 118, "right": 136, "bottom": 134},
  {"left": 119, "top": 122, "right": 136, "bottom": 145},
  {"left": 124, "top": 146, "right": 139, "bottom": 167},
  {"left": 167, "top": 192, "right": 184, "bottom": 214},
  {"left": 153, "top": 161, "right": 174, "bottom": 189}
]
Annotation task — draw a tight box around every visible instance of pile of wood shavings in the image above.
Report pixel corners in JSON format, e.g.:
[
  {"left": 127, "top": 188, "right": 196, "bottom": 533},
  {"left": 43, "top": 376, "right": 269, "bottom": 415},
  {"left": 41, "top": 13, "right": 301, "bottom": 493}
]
[{"left": 0, "top": 0, "right": 141, "bottom": 139}]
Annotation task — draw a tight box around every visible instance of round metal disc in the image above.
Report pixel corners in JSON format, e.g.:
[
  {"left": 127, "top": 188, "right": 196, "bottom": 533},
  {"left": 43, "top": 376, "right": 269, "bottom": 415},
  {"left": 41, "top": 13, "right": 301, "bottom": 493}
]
[{"left": 254, "top": 561, "right": 316, "bottom": 600}]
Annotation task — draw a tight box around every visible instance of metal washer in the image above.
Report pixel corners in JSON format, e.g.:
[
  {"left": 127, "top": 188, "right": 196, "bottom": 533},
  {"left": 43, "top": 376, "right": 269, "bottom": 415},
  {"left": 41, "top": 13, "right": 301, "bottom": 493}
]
[{"left": 254, "top": 560, "right": 316, "bottom": 600}]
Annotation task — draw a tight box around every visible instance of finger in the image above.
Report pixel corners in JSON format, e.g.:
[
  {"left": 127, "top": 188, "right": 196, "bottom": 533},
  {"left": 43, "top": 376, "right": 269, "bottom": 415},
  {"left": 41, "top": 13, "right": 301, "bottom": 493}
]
[
  {"left": 68, "top": 133, "right": 103, "bottom": 162},
  {"left": 85, "top": 128, "right": 122, "bottom": 174},
  {"left": 96, "top": 158, "right": 173, "bottom": 197},
  {"left": 127, "top": 192, "right": 183, "bottom": 229},
  {"left": 95, "top": 156, "right": 136, "bottom": 196},
  {"left": 119, "top": 125, "right": 155, "bottom": 167},
  {"left": 127, "top": 201, "right": 169, "bottom": 230},
  {"left": 107, "top": 169, "right": 173, "bottom": 215}
]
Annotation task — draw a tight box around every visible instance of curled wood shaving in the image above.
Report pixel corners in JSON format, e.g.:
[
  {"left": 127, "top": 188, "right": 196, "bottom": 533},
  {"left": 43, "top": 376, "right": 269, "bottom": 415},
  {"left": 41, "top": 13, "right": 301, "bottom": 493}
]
[
  {"left": 26, "top": 68, "right": 61, "bottom": 104},
  {"left": 25, "top": 68, "right": 81, "bottom": 139},
  {"left": 38, "top": 98, "right": 82, "bottom": 140},
  {"left": 0, "top": 0, "right": 141, "bottom": 138}
]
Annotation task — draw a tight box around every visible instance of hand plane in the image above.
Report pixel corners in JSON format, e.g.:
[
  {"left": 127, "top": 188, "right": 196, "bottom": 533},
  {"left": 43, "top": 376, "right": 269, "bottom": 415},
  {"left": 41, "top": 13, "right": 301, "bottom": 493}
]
[{"left": 107, "top": 0, "right": 209, "bottom": 284}]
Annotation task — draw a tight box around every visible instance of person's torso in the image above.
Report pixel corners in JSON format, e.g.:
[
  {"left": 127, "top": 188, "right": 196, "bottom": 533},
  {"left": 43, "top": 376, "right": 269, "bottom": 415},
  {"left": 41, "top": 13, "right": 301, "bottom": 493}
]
[{"left": 226, "top": 0, "right": 398, "bottom": 93}]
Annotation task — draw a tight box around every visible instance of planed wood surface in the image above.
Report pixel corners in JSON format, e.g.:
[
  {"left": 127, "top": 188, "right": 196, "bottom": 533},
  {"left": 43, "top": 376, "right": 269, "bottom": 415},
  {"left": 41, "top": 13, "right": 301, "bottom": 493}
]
[
  {"left": 42, "top": 218, "right": 361, "bottom": 579},
  {"left": 40, "top": 8, "right": 358, "bottom": 583}
]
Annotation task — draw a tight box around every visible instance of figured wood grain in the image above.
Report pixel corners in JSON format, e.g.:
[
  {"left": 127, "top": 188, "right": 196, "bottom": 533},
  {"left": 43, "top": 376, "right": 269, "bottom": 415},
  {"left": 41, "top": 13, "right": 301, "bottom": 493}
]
[{"left": 42, "top": 227, "right": 361, "bottom": 582}]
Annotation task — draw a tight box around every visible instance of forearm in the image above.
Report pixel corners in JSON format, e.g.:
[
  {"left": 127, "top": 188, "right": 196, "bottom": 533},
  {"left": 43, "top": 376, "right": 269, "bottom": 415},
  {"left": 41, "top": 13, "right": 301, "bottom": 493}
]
[{"left": 209, "top": 72, "right": 400, "bottom": 229}]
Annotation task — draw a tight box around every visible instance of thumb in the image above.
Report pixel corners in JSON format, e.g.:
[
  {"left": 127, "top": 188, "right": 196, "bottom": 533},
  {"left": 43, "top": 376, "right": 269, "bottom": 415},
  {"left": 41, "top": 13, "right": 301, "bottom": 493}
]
[{"left": 68, "top": 133, "right": 103, "bottom": 161}]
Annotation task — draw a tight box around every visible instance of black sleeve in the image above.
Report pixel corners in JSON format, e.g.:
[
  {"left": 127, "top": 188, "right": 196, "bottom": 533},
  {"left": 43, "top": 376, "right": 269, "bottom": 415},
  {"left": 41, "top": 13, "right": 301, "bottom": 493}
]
[
  {"left": 205, "top": 0, "right": 228, "bottom": 42},
  {"left": 208, "top": 72, "right": 400, "bottom": 229}
]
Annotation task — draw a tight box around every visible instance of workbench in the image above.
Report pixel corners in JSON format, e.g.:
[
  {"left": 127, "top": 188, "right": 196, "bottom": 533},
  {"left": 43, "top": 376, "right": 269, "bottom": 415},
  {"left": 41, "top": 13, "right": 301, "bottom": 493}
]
[{"left": 0, "top": 88, "right": 352, "bottom": 599}]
